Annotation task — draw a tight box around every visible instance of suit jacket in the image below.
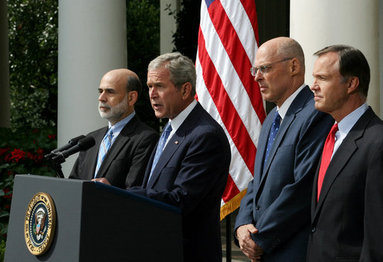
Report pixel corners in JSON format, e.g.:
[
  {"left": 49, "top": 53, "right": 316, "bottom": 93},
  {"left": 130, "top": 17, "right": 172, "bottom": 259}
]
[
  {"left": 307, "top": 107, "right": 383, "bottom": 262},
  {"left": 129, "top": 102, "right": 231, "bottom": 262},
  {"left": 234, "top": 86, "right": 333, "bottom": 261},
  {"left": 69, "top": 116, "right": 158, "bottom": 189}
]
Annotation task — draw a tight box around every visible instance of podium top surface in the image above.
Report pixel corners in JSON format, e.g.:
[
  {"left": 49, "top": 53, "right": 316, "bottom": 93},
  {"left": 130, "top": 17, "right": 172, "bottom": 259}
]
[{"left": 15, "top": 174, "right": 181, "bottom": 214}]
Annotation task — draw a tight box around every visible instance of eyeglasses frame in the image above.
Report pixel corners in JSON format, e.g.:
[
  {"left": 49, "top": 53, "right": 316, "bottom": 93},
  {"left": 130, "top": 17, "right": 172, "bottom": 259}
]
[{"left": 250, "top": 57, "right": 294, "bottom": 76}]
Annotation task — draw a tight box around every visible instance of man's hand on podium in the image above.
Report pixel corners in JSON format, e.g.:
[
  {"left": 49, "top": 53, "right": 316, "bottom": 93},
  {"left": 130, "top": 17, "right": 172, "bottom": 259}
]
[{"left": 92, "top": 177, "right": 111, "bottom": 185}]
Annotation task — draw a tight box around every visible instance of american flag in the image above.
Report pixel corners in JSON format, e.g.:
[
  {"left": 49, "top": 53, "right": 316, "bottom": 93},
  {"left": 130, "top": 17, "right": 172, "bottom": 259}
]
[{"left": 196, "top": 0, "right": 266, "bottom": 219}]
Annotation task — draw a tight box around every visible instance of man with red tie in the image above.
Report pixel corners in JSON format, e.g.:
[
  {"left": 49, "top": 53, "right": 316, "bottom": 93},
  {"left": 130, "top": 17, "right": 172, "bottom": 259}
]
[{"left": 307, "top": 45, "right": 383, "bottom": 261}]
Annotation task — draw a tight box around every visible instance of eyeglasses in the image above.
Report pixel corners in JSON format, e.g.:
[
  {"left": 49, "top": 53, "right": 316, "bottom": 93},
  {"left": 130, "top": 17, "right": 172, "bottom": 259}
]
[{"left": 250, "top": 57, "right": 293, "bottom": 76}]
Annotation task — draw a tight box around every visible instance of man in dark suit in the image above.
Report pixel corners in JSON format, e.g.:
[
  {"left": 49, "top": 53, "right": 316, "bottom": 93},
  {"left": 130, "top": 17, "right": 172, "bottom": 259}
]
[
  {"left": 128, "top": 52, "right": 231, "bottom": 262},
  {"left": 307, "top": 45, "right": 383, "bottom": 261},
  {"left": 234, "top": 37, "right": 333, "bottom": 262},
  {"left": 69, "top": 69, "right": 158, "bottom": 189}
]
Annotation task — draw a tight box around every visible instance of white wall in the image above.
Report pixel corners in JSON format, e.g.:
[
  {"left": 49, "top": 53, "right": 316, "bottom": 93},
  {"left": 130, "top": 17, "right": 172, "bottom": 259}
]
[
  {"left": 290, "top": 0, "right": 380, "bottom": 116},
  {"left": 160, "top": 0, "right": 179, "bottom": 54},
  {"left": 58, "top": 0, "right": 127, "bottom": 176}
]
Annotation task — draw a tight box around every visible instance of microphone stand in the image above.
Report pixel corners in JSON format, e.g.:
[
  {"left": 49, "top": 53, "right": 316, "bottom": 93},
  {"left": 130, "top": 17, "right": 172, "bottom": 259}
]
[
  {"left": 50, "top": 160, "right": 65, "bottom": 178},
  {"left": 44, "top": 152, "right": 66, "bottom": 178}
]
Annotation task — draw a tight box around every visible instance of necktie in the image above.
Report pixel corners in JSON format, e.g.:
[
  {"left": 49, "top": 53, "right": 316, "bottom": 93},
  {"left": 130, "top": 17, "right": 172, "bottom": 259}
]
[
  {"left": 317, "top": 123, "right": 338, "bottom": 201},
  {"left": 264, "top": 111, "right": 281, "bottom": 168},
  {"left": 148, "top": 123, "right": 172, "bottom": 182},
  {"left": 94, "top": 128, "right": 113, "bottom": 177}
]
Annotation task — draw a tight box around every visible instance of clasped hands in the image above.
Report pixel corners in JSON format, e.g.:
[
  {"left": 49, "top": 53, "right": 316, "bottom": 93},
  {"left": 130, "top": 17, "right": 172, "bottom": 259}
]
[{"left": 236, "top": 224, "right": 264, "bottom": 262}]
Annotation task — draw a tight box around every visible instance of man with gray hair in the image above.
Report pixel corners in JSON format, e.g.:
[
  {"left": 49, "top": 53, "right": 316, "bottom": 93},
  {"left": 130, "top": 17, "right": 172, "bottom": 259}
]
[{"left": 128, "top": 52, "right": 231, "bottom": 262}]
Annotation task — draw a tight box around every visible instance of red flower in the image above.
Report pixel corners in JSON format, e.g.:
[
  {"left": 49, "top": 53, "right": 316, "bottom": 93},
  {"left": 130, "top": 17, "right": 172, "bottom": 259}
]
[
  {"left": 3, "top": 188, "right": 12, "bottom": 199},
  {"left": 0, "top": 147, "right": 9, "bottom": 156},
  {"left": 4, "top": 153, "right": 11, "bottom": 162},
  {"left": 48, "top": 134, "right": 56, "bottom": 140},
  {"left": 27, "top": 152, "right": 34, "bottom": 160},
  {"left": 9, "top": 148, "right": 26, "bottom": 162},
  {"left": 36, "top": 148, "right": 44, "bottom": 155}
]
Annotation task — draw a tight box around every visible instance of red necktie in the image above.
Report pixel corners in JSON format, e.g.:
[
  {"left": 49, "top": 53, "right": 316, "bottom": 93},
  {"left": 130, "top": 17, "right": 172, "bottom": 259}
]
[{"left": 317, "top": 123, "right": 338, "bottom": 201}]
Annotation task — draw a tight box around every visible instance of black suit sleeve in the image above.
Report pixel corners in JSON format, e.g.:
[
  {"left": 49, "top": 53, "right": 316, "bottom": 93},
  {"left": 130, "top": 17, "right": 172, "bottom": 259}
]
[
  {"left": 123, "top": 131, "right": 158, "bottom": 188},
  {"left": 361, "top": 144, "right": 383, "bottom": 261}
]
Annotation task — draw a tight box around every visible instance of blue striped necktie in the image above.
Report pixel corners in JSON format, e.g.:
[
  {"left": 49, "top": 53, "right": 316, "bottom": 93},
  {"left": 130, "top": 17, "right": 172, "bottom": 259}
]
[
  {"left": 264, "top": 111, "right": 281, "bottom": 168},
  {"left": 148, "top": 123, "right": 172, "bottom": 182},
  {"left": 94, "top": 128, "right": 113, "bottom": 177}
]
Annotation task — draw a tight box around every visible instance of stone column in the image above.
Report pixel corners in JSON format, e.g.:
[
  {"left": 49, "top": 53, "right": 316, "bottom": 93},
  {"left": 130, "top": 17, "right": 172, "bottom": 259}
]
[
  {"left": 160, "top": 0, "right": 179, "bottom": 54},
  {"left": 290, "top": 0, "right": 380, "bottom": 116},
  {"left": 0, "top": 0, "right": 10, "bottom": 127},
  {"left": 58, "top": 0, "right": 127, "bottom": 176},
  {"left": 379, "top": 0, "right": 383, "bottom": 116}
]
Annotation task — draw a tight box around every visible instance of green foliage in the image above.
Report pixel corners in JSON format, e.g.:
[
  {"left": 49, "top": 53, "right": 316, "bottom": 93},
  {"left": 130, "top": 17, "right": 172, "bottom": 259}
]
[
  {"left": 0, "top": 127, "right": 57, "bottom": 245},
  {"left": 0, "top": 240, "right": 5, "bottom": 262},
  {"left": 7, "top": 0, "right": 58, "bottom": 129},
  {"left": 126, "top": 0, "right": 160, "bottom": 130},
  {"left": 172, "top": 0, "right": 200, "bottom": 61}
]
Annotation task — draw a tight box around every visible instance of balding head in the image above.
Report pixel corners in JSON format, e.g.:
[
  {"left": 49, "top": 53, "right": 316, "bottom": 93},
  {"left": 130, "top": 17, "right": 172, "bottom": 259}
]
[
  {"left": 253, "top": 37, "right": 305, "bottom": 107},
  {"left": 102, "top": 69, "right": 142, "bottom": 97},
  {"left": 259, "top": 37, "right": 305, "bottom": 75}
]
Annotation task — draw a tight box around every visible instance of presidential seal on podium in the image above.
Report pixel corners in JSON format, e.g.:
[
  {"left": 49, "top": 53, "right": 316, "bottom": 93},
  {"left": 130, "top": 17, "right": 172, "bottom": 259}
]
[{"left": 24, "top": 192, "right": 56, "bottom": 256}]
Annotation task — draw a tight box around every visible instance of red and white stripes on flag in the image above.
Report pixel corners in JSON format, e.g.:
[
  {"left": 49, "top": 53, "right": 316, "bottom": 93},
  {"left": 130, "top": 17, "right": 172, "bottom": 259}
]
[{"left": 196, "top": 0, "right": 266, "bottom": 220}]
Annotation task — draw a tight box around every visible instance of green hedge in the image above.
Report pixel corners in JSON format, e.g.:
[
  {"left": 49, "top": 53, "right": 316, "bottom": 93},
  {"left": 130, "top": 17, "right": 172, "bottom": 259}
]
[{"left": 0, "top": 127, "right": 57, "bottom": 260}]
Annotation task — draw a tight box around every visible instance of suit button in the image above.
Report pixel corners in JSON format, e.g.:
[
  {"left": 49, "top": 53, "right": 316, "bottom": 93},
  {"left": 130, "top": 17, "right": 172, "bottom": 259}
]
[
  {"left": 311, "top": 227, "right": 316, "bottom": 233},
  {"left": 256, "top": 205, "right": 260, "bottom": 210}
]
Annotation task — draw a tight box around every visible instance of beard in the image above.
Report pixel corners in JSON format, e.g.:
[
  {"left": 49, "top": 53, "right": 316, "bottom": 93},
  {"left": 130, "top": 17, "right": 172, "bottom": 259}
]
[{"left": 98, "top": 95, "right": 129, "bottom": 123}]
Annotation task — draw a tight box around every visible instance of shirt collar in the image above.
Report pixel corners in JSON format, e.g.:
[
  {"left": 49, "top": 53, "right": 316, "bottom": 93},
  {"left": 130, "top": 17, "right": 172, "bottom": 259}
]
[
  {"left": 168, "top": 100, "right": 197, "bottom": 134},
  {"left": 277, "top": 84, "right": 306, "bottom": 120},
  {"left": 108, "top": 111, "right": 136, "bottom": 139},
  {"left": 337, "top": 103, "right": 369, "bottom": 138}
]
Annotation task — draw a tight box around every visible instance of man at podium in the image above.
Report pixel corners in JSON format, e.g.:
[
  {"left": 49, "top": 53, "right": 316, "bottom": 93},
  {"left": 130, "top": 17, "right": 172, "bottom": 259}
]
[
  {"left": 117, "top": 53, "right": 231, "bottom": 262},
  {"left": 138, "top": 52, "right": 231, "bottom": 262},
  {"left": 69, "top": 69, "right": 158, "bottom": 189}
]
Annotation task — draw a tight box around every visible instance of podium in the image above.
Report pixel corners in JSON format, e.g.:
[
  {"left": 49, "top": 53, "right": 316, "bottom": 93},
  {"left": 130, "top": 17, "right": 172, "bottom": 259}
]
[{"left": 5, "top": 175, "right": 183, "bottom": 261}]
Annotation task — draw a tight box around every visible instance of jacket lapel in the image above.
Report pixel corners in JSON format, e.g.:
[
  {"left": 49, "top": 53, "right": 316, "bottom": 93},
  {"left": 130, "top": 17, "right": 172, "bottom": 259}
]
[
  {"left": 146, "top": 133, "right": 185, "bottom": 188},
  {"left": 86, "top": 127, "right": 107, "bottom": 180},
  {"left": 259, "top": 86, "right": 311, "bottom": 188},
  {"left": 313, "top": 108, "right": 374, "bottom": 221},
  {"left": 146, "top": 103, "right": 202, "bottom": 188},
  {"left": 255, "top": 115, "right": 273, "bottom": 183},
  {"left": 95, "top": 117, "right": 137, "bottom": 178}
]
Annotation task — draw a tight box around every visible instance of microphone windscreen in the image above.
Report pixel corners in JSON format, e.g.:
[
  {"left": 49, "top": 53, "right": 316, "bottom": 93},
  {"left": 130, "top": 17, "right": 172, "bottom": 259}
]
[{"left": 77, "top": 136, "right": 96, "bottom": 150}]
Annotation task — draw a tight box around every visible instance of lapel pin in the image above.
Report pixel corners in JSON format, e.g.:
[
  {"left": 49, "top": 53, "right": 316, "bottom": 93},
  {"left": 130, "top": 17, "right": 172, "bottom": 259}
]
[{"left": 175, "top": 140, "right": 179, "bottom": 145}]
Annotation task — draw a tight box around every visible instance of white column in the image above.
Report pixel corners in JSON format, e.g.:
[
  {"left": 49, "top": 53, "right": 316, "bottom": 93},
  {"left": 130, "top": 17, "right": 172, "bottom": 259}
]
[
  {"left": 0, "top": 0, "right": 10, "bottom": 127},
  {"left": 160, "top": 0, "right": 179, "bottom": 54},
  {"left": 58, "top": 0, "right": 127, "bottom": 176},
  {"left": 379, "top": 0, "right": 383, "bottom": 117},
  {"left": 290, "top": 0, "right": 380, "bottom": 116}
]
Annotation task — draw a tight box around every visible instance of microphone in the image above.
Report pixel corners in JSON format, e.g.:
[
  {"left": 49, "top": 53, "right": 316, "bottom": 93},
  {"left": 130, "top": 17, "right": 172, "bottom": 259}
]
[
  {"left": 52, "top": 135, "right": 86, "bottom": 153},
  {"left": 47, "top": 136, "right": 95, "bottom": 178},
  {"left": 60, "top": 136, "right": 95, "bottom": 158},
  {"left": 45, "top": 135, "right": 85, "bottom": 159}
]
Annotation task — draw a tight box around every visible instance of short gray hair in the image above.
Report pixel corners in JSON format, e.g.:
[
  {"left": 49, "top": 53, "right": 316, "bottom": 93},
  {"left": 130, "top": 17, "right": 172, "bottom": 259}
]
[{"left": 148, "top": 52, "right": 196, "bottom": 96}]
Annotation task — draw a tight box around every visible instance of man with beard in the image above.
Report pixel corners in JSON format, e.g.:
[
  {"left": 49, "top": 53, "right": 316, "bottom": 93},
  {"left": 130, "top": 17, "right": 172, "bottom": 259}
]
[{"left": 69, "top": 69, "right": 158, "bottom": 189}]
